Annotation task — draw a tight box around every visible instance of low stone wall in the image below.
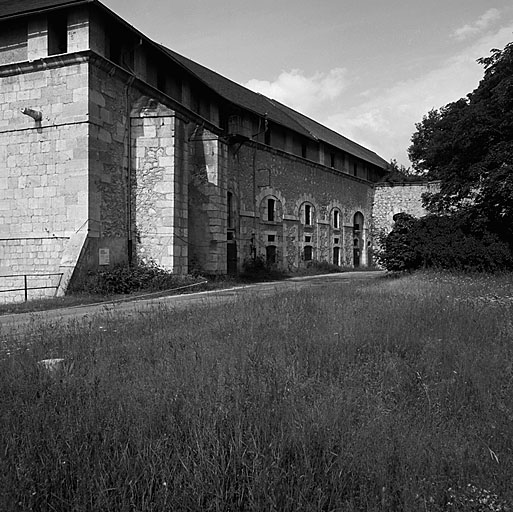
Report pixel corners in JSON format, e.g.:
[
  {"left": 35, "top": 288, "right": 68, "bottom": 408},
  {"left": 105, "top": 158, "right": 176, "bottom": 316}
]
[
  {"left": 372, "top": 181, "right": 440, "bottom": 237},
  {"left": 0, "top": 237, "right": 68, "bottom": 303}
]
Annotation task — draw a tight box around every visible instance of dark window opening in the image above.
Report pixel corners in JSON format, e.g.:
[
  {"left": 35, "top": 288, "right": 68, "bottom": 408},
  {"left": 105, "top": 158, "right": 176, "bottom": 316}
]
[
  {"left": 192, "top": 95, "right": 200, "bottom": 114},
  {"left": 304, "top": 204, "right": 311, "bottom": 225},
  {"left": 268, "top": 234, "right": 275, "bottom": 242},
  {"left": 109, "top": 36, "right": 122, "bottom": 65},
  {"left": 227, "top": 192, "right": 233, "bottom": 228},
  {"left": 301, "top": 142, "right": 307, "bottom": 159},
  {"left": 354, "top": 238, "right": 359, "bottom": 247},
  {"left": 48, "top": 13, "right": 67, "bottom": 55},
  {"left": 157, "top": 70, "right": 167, "bottom": 93},
  {"left": 353, "top": 162, "right": 358, "bottom": 177},
  {"left": 334, "top": 237, "right": 339, "bottom": 244},
  {"left": 107, "top": 34, "right": 135, "bottom": 69},
  {"left": 330, "top": 153, "right": 335, "bottom": 168},
  {"left": 266, "top": 245, "right": 277, "bottom": 265},
  {"left": 304, "top": 245, "right": 313, "bottom": 261},
  {"left": 264, "top": 126, "right": 271, "bottom": 145},
  {"left": 267, "top": 198, "right": 275, "bottom": 222},
  {"left": 305, "top": 236, "right": 311, "bottom": 243},
  {"left": 333, "top": 210, "right": 340, "bottom": 229},
  {"left": 333, "top": 247, "right": 340, "bottom": 266},
  {"left": 353, "top": 212, "right": 364, "bottom": 233}
]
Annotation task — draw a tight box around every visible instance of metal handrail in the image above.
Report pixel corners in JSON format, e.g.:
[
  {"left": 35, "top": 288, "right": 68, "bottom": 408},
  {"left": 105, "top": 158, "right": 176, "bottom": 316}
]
[{"left": 0, "top": 273, "right": 64, "bottom": 301}]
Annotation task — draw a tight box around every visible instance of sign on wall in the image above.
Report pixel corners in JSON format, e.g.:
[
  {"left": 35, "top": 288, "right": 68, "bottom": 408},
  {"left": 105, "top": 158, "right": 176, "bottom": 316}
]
[{"left": 99, "top": 248, "right": 110, "bottom": 266}]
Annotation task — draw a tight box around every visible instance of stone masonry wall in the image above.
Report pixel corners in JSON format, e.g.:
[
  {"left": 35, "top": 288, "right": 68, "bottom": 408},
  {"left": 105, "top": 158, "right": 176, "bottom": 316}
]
[
  {"left": 188, "top": 127, "right": 228, "bottom": 274},
  {"left": 229, "top": 143, "right": 374, "bottom": 270},
  {"left": 372, "top": 181, "right": 440, "bottom": 238},
  {"left": 78, "top": 60, "right": 131, "bottom": 278},
  {"left": 130, "top": 99, "right": 188, "bottom": 273},
  {"left": 0, "top": 58, "right": 90, "bottom": 303}
]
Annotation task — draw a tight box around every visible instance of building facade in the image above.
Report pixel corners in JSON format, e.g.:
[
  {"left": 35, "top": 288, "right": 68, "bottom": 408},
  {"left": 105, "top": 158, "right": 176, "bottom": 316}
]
[{"left": 0, "top": 0, "right": 429, "bottom": 303}]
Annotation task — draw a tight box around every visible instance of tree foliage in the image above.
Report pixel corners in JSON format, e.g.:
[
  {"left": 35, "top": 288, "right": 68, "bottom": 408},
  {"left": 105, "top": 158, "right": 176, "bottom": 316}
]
[
  {"left": 408, "top": 41, "right": 513, "bottom": 240},
  {"left": 377, "top": 212, "right": 513, "bottom": 273},
  {"left": 380, "top": 159, "right": 426, "bottom": 184}
]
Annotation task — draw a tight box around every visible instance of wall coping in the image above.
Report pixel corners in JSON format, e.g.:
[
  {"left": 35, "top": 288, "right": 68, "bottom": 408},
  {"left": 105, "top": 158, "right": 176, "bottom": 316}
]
[{"left": 374, "top": 180, "right": 441, "bottom": 189}]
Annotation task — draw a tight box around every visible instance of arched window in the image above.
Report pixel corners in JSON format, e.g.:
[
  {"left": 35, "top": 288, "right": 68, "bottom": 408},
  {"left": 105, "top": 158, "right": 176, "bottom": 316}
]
[
  {"left": 261, "top": 196, "right": 281, "bottom": 223},
  {"left": 353, "top": 212, "right": 364, "bottom": 232},
  {"left": 353, "top": 212, "right": 364, "bottom": 268},
  {"left": 305, "top": 204, "right": 311, "bottom": 225},
  {"left": 301, "top": 203, "right": 315, "bottom": 226},
  {"left": 333, "top": 209, "right": 340, "bottom": 229},
  {"left": 267, "top": 198, "right": 275, "bottom": 222}
]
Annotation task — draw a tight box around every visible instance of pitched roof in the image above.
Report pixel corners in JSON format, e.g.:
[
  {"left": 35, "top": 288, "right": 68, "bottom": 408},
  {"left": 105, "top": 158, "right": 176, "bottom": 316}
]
[
  {"left": 268, "top": 99, "right": 388, "bottom": 168},
  {"left": 0, "top": 0, "right": 91, "bottom": 20},
  {"left": 1, "top": 0, "right": 387, "bottom": 169},
  {"left": 161, "top": 47, "right": 314, "bottom": 141},
  {"left": 161, "top": 47, "right": 387, "bottom": 169}
]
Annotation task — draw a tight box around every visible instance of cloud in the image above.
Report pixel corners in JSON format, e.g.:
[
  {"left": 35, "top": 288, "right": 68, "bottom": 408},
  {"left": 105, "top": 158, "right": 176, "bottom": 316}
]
[
  {"left": 326, "top": 24, "right": 513, "bottom": 166},
  {"left": 453, "top": 8, "right": 501, "bottom": 41},
  {"left": 244, "top": 68, "right": 347, "bottom": 116},
  {"left": 241, "top": 21, "right": 513, "bottom": 168}
]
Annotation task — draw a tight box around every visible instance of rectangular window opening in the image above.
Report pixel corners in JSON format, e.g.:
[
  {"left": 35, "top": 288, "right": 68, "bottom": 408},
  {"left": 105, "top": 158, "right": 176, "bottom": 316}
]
[
  {"left": 264, "top": 127, "right": 271, "bottom": 145},
  {"left": 227, "top": 192, "right": 233, "bottom": 228},
  {"left": 330, "top": 153, "right": 335, "bottom": 168},
  {"left": 268, "top": 234, "right": 275, "bottom": 242},
  {"left": 157, "top": 70, "right": 167, "bottom": 93},
  {"left": 48, "top": 13, "right": 67, "bottom": 55}
]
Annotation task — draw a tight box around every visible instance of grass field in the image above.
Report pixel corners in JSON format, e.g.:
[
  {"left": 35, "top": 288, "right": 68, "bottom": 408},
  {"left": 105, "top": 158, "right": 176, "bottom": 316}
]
[{"left": 1, "top": 272, "right": 513, "bottom": 511}]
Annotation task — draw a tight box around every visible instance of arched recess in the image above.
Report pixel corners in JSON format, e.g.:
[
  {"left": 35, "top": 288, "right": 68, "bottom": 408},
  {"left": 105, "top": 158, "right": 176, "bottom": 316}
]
[
  {"left": 299, "top": 202, "right": 316, "bottom": 226},
  {"left": 353, "top": 211, "right": 365, "bottom": 267},
  {"left": 260, "top": 195, "right": 283, "bottom": 223}
]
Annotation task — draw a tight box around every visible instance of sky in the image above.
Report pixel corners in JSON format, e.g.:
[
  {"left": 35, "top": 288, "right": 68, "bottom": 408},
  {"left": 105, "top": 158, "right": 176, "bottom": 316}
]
[{"left": 102, "top": 0, "right": 513, "bottom": 167}]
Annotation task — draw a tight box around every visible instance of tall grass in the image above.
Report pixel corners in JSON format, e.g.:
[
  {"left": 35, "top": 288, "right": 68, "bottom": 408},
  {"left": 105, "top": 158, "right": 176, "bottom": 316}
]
[{"left": 1, "top": 273, "right": 512, "bottom": 511}]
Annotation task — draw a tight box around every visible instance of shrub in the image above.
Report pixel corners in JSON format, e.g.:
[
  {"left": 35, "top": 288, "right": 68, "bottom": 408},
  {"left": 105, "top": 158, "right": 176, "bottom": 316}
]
[
  {"left": 377, "top": 212, "right": 513, "bottom": 272},
  {"left": 241, "top": 256, "right": 287, "bottom": 281},
  {"left": 79, "top": 262, "right": 199, "bottom": 295},
  {"left": 376, "top": 213, "right": 421, "bottom": 271},
  {"left": 305, "top": 259, "right": 343, "bottom": 274}
]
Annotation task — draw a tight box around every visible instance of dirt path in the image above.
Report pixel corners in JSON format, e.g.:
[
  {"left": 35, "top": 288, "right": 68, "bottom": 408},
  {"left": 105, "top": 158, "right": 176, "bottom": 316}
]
[{"left": 0, "top": 271, "right": 384, "bottom": 335}]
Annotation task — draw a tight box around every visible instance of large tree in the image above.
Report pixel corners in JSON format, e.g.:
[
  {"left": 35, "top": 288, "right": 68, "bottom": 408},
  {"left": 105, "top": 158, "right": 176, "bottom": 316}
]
[{"left": 408, "top": 42, "right": 513, "bottom": 240}]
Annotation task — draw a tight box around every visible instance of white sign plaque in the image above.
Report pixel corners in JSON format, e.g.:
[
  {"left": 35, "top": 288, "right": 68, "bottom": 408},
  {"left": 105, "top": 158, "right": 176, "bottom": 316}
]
[{"left": 99, "top": 248, "right": 110, "bottom": 266}]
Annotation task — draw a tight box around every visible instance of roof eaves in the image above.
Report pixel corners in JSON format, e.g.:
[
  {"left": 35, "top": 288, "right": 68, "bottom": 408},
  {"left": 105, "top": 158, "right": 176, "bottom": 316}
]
[
  {"left": 0, "top": 0, "right": 93, "bottom": 21},
  {"left": 265, "top": 96, "right": 319, "bottom": 142},
  {"left": 159, "top": 45, "right": 316, "bottom": 141}
]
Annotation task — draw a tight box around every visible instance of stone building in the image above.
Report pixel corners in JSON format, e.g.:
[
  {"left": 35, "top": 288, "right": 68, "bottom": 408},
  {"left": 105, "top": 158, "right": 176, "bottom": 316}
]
[{"left": 0, "top": 0, "right": 430, "bottom": 302}]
